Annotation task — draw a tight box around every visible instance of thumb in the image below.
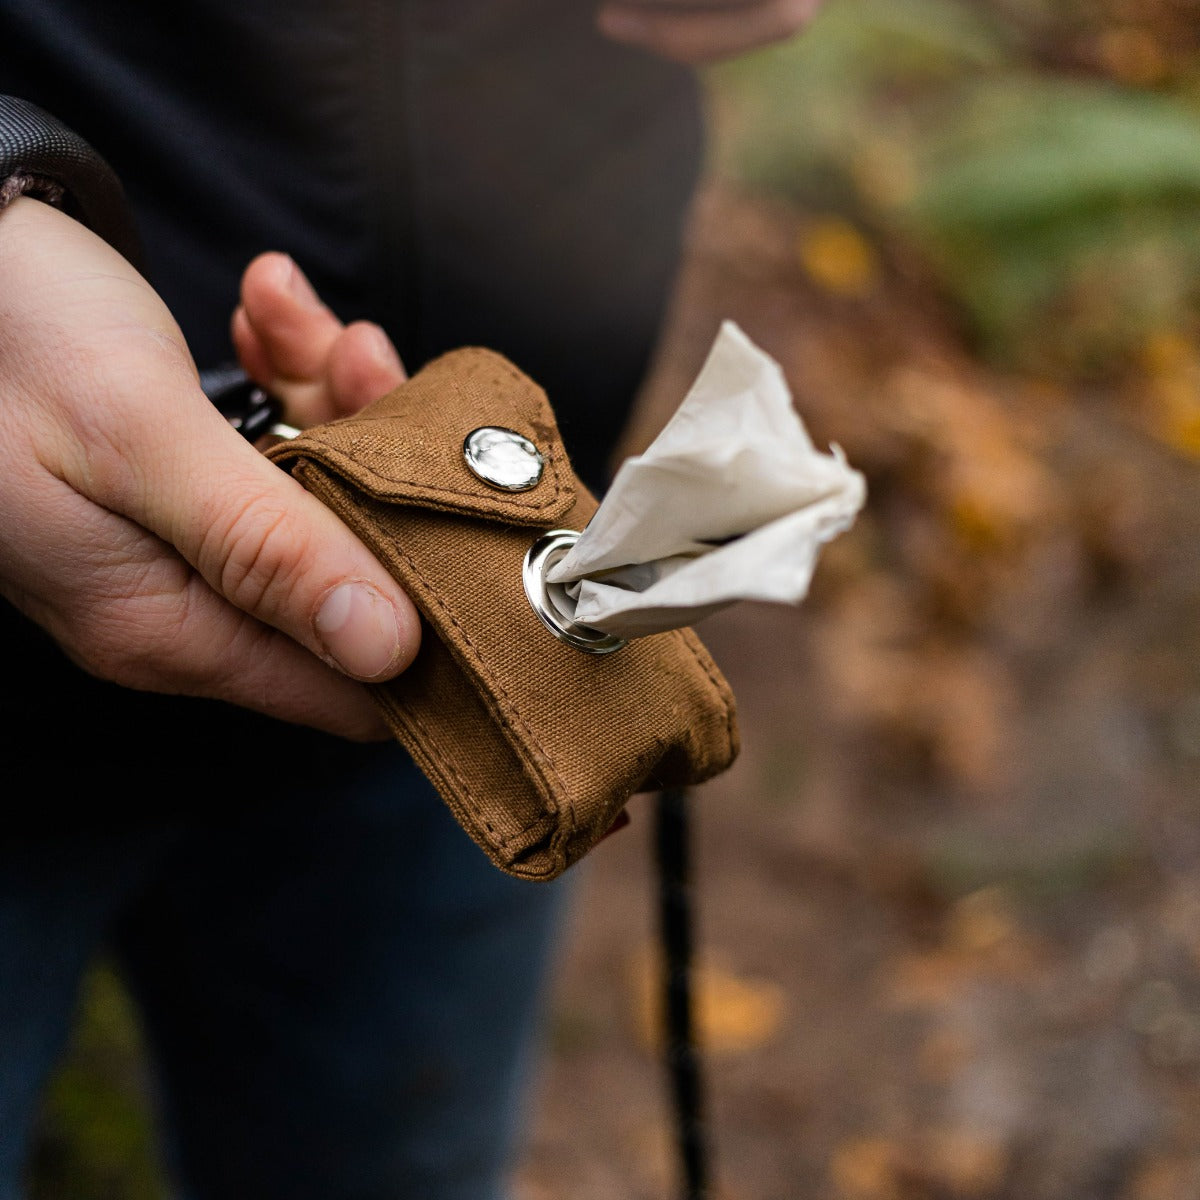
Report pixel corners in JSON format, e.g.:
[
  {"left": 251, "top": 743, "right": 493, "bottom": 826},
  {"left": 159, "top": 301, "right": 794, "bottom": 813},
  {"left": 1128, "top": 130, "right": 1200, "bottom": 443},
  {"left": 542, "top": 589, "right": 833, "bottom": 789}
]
[{"left": 70, "top": 386, "right": 421, "bottom": 682}]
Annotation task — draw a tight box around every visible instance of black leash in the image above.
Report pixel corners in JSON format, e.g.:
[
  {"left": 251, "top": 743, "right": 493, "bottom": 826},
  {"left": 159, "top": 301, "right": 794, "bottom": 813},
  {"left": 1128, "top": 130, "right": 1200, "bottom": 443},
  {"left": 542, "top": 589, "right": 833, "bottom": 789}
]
[{"left": 655, "top": 788, "right": 710, "bottom": 1200}]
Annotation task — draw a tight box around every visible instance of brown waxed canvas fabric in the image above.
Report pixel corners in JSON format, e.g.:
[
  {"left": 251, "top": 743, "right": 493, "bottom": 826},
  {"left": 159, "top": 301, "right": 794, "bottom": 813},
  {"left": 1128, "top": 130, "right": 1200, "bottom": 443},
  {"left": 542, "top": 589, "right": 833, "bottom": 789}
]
[{"left": 267, "top": 348, "right": 739, "bottom": 880}]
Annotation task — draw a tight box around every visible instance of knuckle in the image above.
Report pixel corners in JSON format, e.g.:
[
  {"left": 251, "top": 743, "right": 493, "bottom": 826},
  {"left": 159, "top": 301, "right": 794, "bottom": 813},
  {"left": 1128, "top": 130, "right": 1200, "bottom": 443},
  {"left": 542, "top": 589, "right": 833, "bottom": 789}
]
[
  {"left": 203, "top": 491, "right": 314, "bottom": 619},
  {"left": 64, "top": 582, "right": 201, "bottom": 692},
  {"left": 65, "top": 611, "right": 158, "bottom": 689}
]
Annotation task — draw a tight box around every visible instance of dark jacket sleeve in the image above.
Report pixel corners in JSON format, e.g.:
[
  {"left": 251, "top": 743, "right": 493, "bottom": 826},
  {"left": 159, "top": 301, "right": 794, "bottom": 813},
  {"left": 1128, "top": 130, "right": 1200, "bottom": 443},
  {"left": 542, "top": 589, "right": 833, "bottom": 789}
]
[{"left": 0, "top": 95, "right": 141, "bottom": 266}]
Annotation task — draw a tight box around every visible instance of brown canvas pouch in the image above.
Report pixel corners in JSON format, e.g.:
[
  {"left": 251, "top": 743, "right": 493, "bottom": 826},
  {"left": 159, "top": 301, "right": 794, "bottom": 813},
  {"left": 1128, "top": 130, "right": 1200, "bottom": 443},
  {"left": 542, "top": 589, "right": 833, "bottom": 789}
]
[{"left": 267, "top": 347, "right": 738, "bottom": 881}]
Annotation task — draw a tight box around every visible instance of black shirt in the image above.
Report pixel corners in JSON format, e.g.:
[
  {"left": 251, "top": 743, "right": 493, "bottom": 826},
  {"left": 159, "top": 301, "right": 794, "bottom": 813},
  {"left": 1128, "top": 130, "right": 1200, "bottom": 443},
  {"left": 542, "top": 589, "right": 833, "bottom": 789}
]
[{"left": 0, "top": 0, "right": 703, "bottom": 814}]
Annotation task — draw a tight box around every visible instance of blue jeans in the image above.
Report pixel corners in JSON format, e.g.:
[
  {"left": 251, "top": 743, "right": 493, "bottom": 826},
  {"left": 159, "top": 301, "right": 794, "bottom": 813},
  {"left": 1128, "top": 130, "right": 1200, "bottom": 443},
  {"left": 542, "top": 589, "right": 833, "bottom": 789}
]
[{"left": 0, "top": 744, "right": 566, "bottom": 1200}]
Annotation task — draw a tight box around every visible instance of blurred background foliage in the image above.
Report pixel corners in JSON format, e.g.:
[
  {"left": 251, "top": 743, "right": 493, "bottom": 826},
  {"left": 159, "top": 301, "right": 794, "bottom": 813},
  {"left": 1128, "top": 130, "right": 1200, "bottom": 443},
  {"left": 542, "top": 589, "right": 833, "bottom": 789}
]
[
  {"left": 29, "top": 968, "right": 167, "bottom": 1200},
  {"left": 710, "top": 0, "right": 1200, "bottom": 386}
]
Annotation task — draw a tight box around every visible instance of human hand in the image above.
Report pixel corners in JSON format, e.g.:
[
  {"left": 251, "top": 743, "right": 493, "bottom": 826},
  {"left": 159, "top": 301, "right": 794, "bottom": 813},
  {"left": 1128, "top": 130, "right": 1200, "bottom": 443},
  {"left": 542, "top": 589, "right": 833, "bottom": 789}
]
[
  {"left": 0, "top": 199, "right": 418, "bottom": 740},
  {"left": 596, "top": 0, "right": 824, "bottom": 63}
]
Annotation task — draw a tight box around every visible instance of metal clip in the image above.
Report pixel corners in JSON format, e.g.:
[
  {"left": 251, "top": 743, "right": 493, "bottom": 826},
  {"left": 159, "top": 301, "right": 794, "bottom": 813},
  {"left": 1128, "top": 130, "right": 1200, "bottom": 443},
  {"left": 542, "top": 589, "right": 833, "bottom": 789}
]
[
  {"left": 522, "top": 530, "right": 626, "bottom": 655},
  {"left": 210, "top": 377, "right": 300, "bottom": 443}
]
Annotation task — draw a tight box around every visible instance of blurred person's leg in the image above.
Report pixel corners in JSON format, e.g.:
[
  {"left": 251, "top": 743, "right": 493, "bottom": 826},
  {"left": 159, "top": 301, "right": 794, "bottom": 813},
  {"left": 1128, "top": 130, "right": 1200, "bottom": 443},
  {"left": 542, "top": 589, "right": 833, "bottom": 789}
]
[
  {"left": 0, "top": 826, "right": 180, "bottom": 1200},
  {"left": 111, "top": 743, "right": 566, "bottom": 1200}
]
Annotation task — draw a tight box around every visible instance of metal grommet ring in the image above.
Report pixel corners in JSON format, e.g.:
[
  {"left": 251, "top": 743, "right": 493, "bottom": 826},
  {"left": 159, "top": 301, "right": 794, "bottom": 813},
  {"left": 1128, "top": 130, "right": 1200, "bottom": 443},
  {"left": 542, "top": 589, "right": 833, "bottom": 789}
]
[{"left": 522, "top": 530, "right": 627, "bottom": 655}]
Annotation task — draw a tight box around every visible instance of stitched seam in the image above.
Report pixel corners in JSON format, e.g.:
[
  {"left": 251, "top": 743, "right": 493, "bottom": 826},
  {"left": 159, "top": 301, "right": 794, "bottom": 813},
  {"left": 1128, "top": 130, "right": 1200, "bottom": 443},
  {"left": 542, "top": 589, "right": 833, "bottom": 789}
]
[
  {"left": 451, "top": 372, "right": 573, "bottom": 499},
  {"left": 409, "top": 707, "right": 555, "bottom": 845},
  {"left": 290, "top": 458, "right": 572, "bottom": 848},
  {"left": 678, "top": 631, "right": 737, "bottom": 764},
  {"left": 282, "top": 436, "right": 570, "bottom": 513},
  {"left": 383, "top": 695, "right": 555, "bottom": 848},
  {"left": 387, "top": 699, "right": 499, "bottom": 837},
  {"left": 303, "top": 352, "right": 572, "bottom": 506},
  {"left": 388, "top": 542, "right": 575, "bottom": 830}
]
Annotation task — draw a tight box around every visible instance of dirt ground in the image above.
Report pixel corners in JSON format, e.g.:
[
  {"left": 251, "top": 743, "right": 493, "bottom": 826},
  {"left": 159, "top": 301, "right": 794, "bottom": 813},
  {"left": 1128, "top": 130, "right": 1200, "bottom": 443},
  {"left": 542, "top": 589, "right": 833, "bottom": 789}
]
[{"left": 515, "top": 185, "right": 1200, "bottom": 1200}]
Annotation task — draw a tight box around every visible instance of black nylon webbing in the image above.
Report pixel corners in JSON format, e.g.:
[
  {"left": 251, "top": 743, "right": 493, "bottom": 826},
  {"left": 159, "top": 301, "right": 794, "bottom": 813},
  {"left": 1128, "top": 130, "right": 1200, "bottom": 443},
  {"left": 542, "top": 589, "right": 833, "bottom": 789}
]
[{"left": 0, "top": 95, "right": 142, "bottom": 268}]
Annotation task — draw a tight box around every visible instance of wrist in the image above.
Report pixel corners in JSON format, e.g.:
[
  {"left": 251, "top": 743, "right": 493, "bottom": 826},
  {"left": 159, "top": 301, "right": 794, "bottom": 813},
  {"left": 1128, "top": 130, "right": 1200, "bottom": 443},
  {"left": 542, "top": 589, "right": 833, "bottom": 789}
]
[{"left": 0, "top": 171, "right": 65, "bottom": 213}]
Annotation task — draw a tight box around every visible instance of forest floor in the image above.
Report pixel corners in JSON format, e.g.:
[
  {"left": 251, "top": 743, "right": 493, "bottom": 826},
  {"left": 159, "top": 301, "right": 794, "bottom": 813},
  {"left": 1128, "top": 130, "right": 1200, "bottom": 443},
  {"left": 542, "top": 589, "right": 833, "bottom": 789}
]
[{"left": 515, "top": 183, "right": 1200, "bottom": 1200}]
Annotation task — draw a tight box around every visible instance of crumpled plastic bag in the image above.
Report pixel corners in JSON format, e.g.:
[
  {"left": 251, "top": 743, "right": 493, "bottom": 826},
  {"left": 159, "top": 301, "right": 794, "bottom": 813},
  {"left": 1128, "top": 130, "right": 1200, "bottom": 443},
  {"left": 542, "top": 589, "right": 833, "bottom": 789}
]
[{"left": 547, "top": 321, "right": 867, "bottom": 638}]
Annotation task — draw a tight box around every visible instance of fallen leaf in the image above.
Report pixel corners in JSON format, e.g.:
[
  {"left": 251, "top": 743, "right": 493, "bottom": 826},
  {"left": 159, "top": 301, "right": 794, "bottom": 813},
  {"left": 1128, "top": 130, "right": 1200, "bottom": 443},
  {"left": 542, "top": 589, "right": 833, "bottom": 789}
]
[
  {"left": 830, "top": 1137, "right": 903, "bottom": 1200},
  {"left": 918, "top": 1027, "right": 973, "bottom": 1084},
  {"left": 797, "top": 217, "right": 880, "bottom": 298},
  {"left": 831, "top": 1130, "right": 1009, "bottom": 1200},
  {"left": 884, "top": 939, "right": 1045, "bottom": 1012},
  {"left": 915, "top": 1128, "right": 1008, "bottom": 1197},
  {"left": 944, "top": 886, "right": 1021, "bottom": 955},
  {"left": 629, "top": 946, "right": 786, "bottom": 1054},
  {"left": 1126, "top": 1155, "right": 1200, "bottom": 1200},
  {"left": 1139, "top": 330, "right": 1200, "bottom": 459},
  {"left": 1095, "top": 26, "right": 1169, "bottom": 85}
]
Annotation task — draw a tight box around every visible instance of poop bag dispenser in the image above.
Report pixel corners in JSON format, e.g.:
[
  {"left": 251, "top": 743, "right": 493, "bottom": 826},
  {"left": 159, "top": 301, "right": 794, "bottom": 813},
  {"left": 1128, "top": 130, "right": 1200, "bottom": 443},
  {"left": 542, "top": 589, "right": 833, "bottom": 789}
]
[{"left": 267, "top": 323, "right": 864, "bottom": 880}]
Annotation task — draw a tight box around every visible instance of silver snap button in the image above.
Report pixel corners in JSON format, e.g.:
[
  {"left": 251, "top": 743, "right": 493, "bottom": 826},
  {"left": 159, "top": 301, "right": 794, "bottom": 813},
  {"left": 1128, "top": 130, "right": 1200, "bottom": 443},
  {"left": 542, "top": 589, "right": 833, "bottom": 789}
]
[
  {"left": 522, "top": 530, "right": 627, "bottom": 655},
  {"left": 463, "top": 426, "right": 545, "bottom": 491}
]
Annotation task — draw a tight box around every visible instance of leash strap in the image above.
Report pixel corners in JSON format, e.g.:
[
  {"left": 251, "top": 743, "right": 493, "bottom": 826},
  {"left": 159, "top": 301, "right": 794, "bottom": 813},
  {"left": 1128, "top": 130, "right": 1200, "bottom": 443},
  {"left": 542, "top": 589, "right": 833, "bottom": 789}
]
[{"left": 656, "top": 787, "right": 710, "bottom": 1200}]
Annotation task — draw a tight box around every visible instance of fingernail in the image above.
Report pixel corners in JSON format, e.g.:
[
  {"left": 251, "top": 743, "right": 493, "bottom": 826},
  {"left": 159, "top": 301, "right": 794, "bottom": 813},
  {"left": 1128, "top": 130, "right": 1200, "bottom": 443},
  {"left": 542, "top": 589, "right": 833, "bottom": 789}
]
[
  {"left": 597, "top": 6, "right": 648, "bottom": 39},
  {"left": 285, "top": 256, "right": 323, "bottom": 309},
  {"left": 314, "top": 581, "right": 402, "bottom": 679},
  {"left": 370, "top": 325, "right": 403, "bottom": 370}
]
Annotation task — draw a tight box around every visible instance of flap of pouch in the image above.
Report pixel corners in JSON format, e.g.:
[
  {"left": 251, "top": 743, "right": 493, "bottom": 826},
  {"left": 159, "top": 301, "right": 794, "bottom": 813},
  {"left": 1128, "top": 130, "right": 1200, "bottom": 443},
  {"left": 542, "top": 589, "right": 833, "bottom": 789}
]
[{"left": 267, "top": 347, "right": 577, "bottom": 527}]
